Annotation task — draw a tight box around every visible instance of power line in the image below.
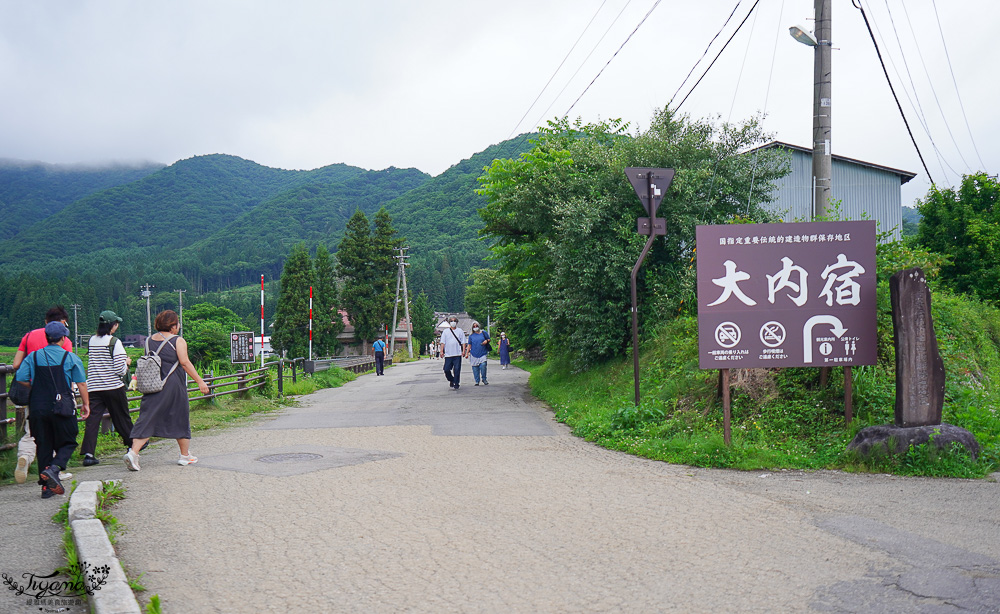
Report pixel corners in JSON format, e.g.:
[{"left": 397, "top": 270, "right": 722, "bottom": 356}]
[
  {"left": 667, "top": 1, "right": 743, "bottom": 110},
  {"left": 853, "top": 0, "right": 934, "bottom": 185},
  {"left": 506, "top": 0, "right": 610, "bottom": 139},
  {"left": 564, "top": 0, "right": 665, "bottom": 117},
  {"left": 532, "top": 0, "right": 635, "bottom": 128},
  {"left": 898, "top": 0, "right": 972, "bottom": 173},
  {"left": 671, "top": 0, "right": 763, "bottom": 113},
  {"left": 878, "top": 0, "right": 958, "bottom": 183},
  {"left": 746, "top": 0, "right": 787, "bottom": 215},
  {"left": 931, "top": 0, "right": 985, "bottom": 169}
]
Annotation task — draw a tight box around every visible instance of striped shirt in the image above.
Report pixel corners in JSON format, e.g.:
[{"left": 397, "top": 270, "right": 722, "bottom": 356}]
[{"left": 87, "top": 335, "right": 128, "bottom": 392}]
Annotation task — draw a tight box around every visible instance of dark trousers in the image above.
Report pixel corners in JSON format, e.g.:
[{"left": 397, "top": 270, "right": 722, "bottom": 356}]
[
  {"left": 443, "top": 355, "right": 462, "bottom": 386},
  {"left": 28, "top": 411, "right": 78, "bottom": 483},
  {"left": 374, "top": 351, "right": 385, "bottom": 375},
  {"left": 81, "top": 387, "right": 134, "bottom": 456}
]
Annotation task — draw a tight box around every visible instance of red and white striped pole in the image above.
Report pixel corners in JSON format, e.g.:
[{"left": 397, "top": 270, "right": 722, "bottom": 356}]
[
  {"left": 308, "top": 286, "right": 313, "bottom": 361},
  {"left": 260, "top": 275, "right": 265, "bottom": 368}
]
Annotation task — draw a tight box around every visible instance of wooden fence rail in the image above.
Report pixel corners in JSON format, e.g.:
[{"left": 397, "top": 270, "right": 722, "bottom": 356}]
[{"left": 0, "top": 356, "right": 376, "bottom": 452}]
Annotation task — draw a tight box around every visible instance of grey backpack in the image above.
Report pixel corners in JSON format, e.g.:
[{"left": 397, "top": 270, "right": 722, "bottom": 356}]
[{"left": 135, "top": 337, "right": 179, "bottom": 394}]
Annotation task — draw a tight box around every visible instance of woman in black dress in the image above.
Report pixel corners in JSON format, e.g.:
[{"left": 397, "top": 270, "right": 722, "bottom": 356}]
[{"left": 124, "top": 310, "right": 210, "bottom": 471}]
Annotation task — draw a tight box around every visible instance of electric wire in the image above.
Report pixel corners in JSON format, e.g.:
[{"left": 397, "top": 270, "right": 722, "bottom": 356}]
[
  {"left": 671, "top": 0, "right": 763, "bottom": 113},
  {"left": 667, "top": 0, "right": 743, "bottom": 110},
  {"left": 564, "top": 0, "right": 664, "bottom": 117},
  {"left": 852, "top": 0, "right": 934, "bottom": 185},
  {"left": 880, "top": 0, "right": 958, "bottom": 182},
  {"left": 531, "top": 0, "right": 634, "bottom": 129},
  {"left": 746, "top": 0, "right": 787, "bottom": 215},
  {"left": 899, "top": 1, "right": 972, "bottom": 172},
  {"left": 931, "top": 0, "right": 985, "bottom": 169},
  {"left": 506, "top": 0, "right": 610, "bottom": 139}
]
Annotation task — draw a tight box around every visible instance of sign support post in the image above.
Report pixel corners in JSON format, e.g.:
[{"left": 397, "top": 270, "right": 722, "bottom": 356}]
[
  {"left": 625, "top": 167, "right": 674, "bottom": 407},
  {"left": 308, "top": 286, "right": 313, "bottom": 361},
  {"left": 260, "top": 275, "right": 265, "bottom": 370}
]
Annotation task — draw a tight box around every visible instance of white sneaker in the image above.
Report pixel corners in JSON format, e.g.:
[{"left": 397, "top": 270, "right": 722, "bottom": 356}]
[
  {"left": 59, "top": 471, "right": 73, "bottom": 480},
  {"left": 124, "top": 449, "right": 140, "bottom": 471},
  {"left": 14, "top": 456, "right": 29, "bottom": 484},
  {"left": 177, "top": 454, "right": 198, "bottom": 466}
]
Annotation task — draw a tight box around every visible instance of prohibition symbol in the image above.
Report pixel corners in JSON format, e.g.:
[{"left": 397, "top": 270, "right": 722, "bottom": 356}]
[
  {"left": 759, "top": 321, "right": 786, "bottom": 347},
  {"left": 714, "top": 322, "right": 741, "bottom": 348}
]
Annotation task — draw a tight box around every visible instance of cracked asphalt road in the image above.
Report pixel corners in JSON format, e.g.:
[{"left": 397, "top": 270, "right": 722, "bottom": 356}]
[{"left": 36, "top": 358, "right": 1000, "bottom": 613}]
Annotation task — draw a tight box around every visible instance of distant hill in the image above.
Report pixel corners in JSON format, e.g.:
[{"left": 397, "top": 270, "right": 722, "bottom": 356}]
[
  {"left": 0, "top": 159, "right": 163, "bottom": 240},
  {"left": 902, "top": 205, "right": 921, "bottom": 237},
  {"left": 0, "top": 135, "right": 536, "bottom": 340}
]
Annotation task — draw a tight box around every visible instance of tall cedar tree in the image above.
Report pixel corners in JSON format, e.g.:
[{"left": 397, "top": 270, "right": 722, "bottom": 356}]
[
  {"left": 337, "top": 210, "right": 381, "bottom": 347},
  {"left": 271, "top": 243, "right": 315, "bottom": 359},
  {"left": 312, "top": 244, "right": 344, "bottom": 356},
  {"left": 372, "top": 207, "right": 404, "bottom": 337}
]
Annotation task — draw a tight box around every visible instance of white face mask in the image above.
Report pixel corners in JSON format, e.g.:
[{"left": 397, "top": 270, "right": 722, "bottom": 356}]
[
  {"left": 473, "top": 327, "right": 480, "bottom": 332},
  {"left": 450, "top": 321, "right": 457, "bottom": 328}
]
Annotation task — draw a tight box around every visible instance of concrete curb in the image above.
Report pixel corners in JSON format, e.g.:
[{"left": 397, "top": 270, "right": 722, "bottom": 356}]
[{"left": 69, "top": 481, "right": 141, "bottom": 614}]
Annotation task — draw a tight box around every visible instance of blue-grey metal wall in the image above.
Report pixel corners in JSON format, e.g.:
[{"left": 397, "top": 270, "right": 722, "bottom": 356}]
[{"left": 763, "top": 148, "right": 904, "bottom": 241}]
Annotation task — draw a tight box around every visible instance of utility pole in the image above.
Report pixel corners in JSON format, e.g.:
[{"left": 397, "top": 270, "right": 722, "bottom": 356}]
[
  {"left": 174, "top": 289, "right": 186, "bottom": 336},
  {"left": 389, "top": 247, "right": 413, "bottom": 357},
  {"left": 813, "top": 0, "right": 833, "bottom": 219},
  {"left": 140, "top": 284, "right": 154, "bottom": 337},
  {"left": 69, "top": 304, "right": 81, "bottom": 352}
]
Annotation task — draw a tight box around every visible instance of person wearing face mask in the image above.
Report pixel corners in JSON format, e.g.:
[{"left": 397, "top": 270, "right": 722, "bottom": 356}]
[
  {"left": 441, "top": 316, "right": 468, "bottom": 389},
  {"left": 499, "top": 332, "right": 511, "bottom": 369},
  {"left": 467, "top": 321, "right": 491, "bottom": 386}
]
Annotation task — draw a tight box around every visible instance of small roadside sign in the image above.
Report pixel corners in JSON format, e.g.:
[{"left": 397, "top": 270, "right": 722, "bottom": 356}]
[
  {"left": 625, "top": 167, "right": 675, "bottom": 217},
  {"left": 230, "top": 332, "right": 255, "bottom": 364}
]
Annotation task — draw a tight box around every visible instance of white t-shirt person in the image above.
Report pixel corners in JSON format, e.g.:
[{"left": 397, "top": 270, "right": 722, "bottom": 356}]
[{"left": 441, "top": 325, "right": 466, "bottom": 357}]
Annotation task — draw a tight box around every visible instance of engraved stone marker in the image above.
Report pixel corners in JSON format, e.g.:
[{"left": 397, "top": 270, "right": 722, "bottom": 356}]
[{"left": 890, "top": 267, "right": 945, "bottom": 427}]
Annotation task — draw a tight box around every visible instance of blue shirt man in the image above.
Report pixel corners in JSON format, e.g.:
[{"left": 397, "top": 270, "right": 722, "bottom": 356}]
[{"left": 372, "top": 337, "right": 387, "bottom": 376}]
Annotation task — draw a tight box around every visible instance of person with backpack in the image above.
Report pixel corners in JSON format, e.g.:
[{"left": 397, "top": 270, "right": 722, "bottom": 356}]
[
  {"left": 10, "top": 306, "right": 74, "bottom": 485},
  {"left": 124, "top": 310, "right": 210, "bottom": 471},
  {"left": 80, "top": 310, "right": 134, "bottom": 466},
  {"left": 14, "top": 321, "right": 90, "bottom": 498},
  {"left": 372, "top": 336, "right": 387, "bottom": 376}
]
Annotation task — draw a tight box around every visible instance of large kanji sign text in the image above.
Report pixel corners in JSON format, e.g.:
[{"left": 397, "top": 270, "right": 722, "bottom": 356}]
[{"left": 697, "top": 221, "right": 877, "bottom": 369}]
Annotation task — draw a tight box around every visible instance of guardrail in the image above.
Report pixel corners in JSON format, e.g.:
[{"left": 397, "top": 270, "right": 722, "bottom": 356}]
[{"left": 0, "top": 356, "right": 377, "bottom": 452}]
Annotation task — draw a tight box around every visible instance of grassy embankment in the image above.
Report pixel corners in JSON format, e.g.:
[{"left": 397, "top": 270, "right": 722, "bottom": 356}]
[{"left": 524, "top": 284, "right": 1000, "bottom": 479}]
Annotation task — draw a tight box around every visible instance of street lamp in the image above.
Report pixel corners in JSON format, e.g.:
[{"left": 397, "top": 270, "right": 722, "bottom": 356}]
[{"left": 789, "top": 0, "right": 833, "bottom": 220}]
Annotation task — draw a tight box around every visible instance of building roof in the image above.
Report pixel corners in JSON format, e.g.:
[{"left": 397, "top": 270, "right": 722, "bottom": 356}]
[{"left": 752, "top": 141, "right": 917, "bottom": 185}]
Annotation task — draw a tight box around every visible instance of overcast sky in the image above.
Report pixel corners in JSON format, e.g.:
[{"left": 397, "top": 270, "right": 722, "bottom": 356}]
[{"left": 0, "top": 0, "right": 994, "bottom": 207}]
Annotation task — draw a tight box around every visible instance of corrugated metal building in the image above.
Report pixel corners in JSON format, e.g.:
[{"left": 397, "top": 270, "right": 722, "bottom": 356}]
[{"left": 754, "top": 141, "right": 916, "bottom": 240}]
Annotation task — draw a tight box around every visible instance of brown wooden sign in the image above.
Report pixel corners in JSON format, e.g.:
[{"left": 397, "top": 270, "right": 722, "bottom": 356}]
[{"left": 697, "top": 221, "right": 877, "bottom": 369}]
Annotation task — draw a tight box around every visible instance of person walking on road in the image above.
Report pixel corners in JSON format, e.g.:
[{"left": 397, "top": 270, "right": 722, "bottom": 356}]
[
  {"left": 499, "top": 332, "right": 511, "bottom": 369},
  {"left": 125, "top": 310, "right": 210, "bottom": 471},
  {"left": 10, "top": 306, "right": 74, "bottom": 485},
  {"left": 441, "top": 316, "right": 468, "bottom": 390},
  {"left": 467, "top": 321, "right": 490, "bottom": 386},
  {"left": 373, "top": 336, "right": 387, "bottom": 376},
  {"left": 14, "top": 321, "right": 90, "bottom": 498},
  {"left": 80, "top": 310, "right": 134, "bottom": 466}
]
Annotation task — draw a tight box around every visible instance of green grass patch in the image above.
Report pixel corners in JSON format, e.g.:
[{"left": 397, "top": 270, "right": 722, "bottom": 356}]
[{"left": 527, "top": 305, "right": 1000, "bottom": 478}]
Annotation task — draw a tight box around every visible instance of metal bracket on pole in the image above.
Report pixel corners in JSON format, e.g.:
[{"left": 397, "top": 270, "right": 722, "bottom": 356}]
[{"left": 625, "top": 167, "right": 674, "bottom": 407}]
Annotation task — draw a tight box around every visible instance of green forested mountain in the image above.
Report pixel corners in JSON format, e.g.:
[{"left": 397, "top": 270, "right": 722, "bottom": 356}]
[
  {"left": 0, "top": 137, "right": 536, "bottom": 342},
  {"left": 0, "top": 159, "right": 163, "bottom": 240}
]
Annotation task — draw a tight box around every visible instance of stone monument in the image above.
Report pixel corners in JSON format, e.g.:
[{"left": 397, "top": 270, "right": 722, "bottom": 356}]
[{"left": 848, "top": 267, "right": 979, "bottom": 459}]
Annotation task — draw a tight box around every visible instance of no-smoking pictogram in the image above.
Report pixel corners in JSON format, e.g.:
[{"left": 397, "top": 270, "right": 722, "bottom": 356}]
[
  {"left": 759, "top": 321, "right": 786, "bottom": 347},
  {"left": 714, "top": 322, "right": 741, "bottom": 348}
]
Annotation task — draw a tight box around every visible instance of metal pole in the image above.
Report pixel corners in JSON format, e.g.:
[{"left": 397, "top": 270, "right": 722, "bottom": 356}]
[
  {"left": 812, "top": 0, "right": 833, "bottom": 219},
  {"left": 630, "top": 172, "right": 658, "bottom": 407},
  {"left": 401, "top": 254, "right": 412, "bottom": 358},
  {"left": 141, "top": 284, "right": 154, "bottom": 337},
  {"left": 308, "top": 286, "right": 313, "bottom": 361},
  {"left": 69, "top": 304, "right": 81, "bottom": 352},
  {"left": 389, "top": 248, "right": 403, "bottom": 355},
  {"left": 260, "top": 275, "right": 265, "bottom": 370},
  {"left": 175, "top": 290, "right": 185, "bottom": 336}
]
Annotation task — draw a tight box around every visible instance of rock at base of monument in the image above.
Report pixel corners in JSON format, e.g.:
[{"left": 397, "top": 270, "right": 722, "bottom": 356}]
[{"left": 847, "top": 423, "right": 979, "bottom": 460}]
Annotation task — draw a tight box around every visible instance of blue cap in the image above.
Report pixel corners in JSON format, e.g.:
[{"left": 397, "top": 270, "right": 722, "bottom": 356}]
[{"left": 45, "top": 321, "right": 70, "bottom": 338}]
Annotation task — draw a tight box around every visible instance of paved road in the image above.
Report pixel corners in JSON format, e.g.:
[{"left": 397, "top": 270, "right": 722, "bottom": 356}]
[{"left": 9, "top": 359, "right": 999, "bottom": 613}]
